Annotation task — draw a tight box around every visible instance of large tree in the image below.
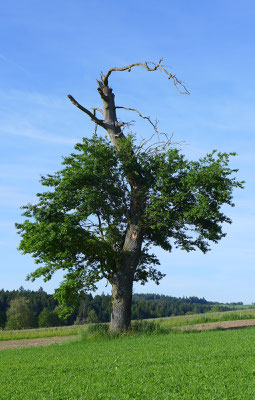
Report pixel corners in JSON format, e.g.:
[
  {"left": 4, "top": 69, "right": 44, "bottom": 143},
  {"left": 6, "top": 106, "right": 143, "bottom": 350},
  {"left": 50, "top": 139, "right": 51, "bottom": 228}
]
[{"left": 16, "top": 60, "right": 243, "bottom": 332}]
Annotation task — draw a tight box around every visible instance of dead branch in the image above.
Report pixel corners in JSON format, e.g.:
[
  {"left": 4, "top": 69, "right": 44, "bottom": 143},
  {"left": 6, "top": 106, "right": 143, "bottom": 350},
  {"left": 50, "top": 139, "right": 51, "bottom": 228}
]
[
  {"left": 90, "top": 108, "right": 104, "bottom": 134},
  {"left": 115, "top": 106, "right": 161, "bottom": 135},
  {"left": 67, "top": 95, "right": 106, "bottom": 128},
  {"left": 96, "top": 213, "right": 105, "bottom": 241},
  {"left": 117, "top": 120, "right": 135, "bottom": 129},
  {"left": 102, "top": 58, "right": 189, "bottom": 94},
  {"left": 144, "top": 139, "right": 172, "bottom": 155},
  {"left": 90, "top": 107, "right": 103, "bottom": 115},
  {"left": 115, "top": 105, "right": 172, "bottom": 152}
]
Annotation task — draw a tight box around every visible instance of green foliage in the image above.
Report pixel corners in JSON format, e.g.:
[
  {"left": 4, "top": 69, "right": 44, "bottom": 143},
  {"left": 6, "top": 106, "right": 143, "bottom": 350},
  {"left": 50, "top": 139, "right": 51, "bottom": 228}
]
[
  {"left": 38, "top": 308, "right": 62, "bottom": 328},
  {"left": 5, "top": 297, "right": 37, "bottom": 330},
  {"left": 82, "top": 320, "right": 166, "bottom": 340},
  {"left": 16, "top": 134, "right": 244, "bottom": 316},
  {"left": 86, "top": 309, "right": 99, "bottom": 323},
  {"left": 2, "top": 329, "right": 255, "bottom": 399},
  {"left": 129, "top": 320, "right": 166, "bottom": 335},
  {"left": 82, "top": 323, "right": 109, "bottom": 339}
]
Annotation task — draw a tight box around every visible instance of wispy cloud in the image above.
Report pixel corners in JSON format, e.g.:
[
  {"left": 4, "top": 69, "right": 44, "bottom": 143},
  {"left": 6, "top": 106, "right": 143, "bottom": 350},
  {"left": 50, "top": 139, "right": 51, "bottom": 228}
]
[
  {"left": 0, "top": 241, "right": 16, "bottom": 247},
  {"left": 1, "top": 123, "right": 78, "bottom": 145},
  {"left": 0, "top": 54, "right": 7, "bottom": 62},
  {"left": 0, "top": 89, "right": 66, "bottom": 108},
  {"left": 0, "top": 163, "right": 54, "bottom": 181},
  {"left": 0, "top": 89, "right": 84, "bottom": 145},
  {"left": 0, "top": 185, "right": 36, "bottom": 208},
  {"left": 0, "top": 53, "right": 28, "bottom": 74}
]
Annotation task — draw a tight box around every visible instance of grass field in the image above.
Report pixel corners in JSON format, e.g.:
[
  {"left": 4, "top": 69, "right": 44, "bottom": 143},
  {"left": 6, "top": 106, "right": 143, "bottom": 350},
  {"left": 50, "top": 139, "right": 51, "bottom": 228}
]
[
  {"left": 1, "top": 328, "right": 255, "bottom": 399},
  {"left": 0, "top": 324, "right": 83, "bottom": 341},
  {"left": 157, "top": 308, "right": 255, "bottom": 328},
  {"left": 2, "top": 308, "right": 255, "bottom": 341},
  {"left": 221, "top": 304, "right": 255, "bottom": 310}
]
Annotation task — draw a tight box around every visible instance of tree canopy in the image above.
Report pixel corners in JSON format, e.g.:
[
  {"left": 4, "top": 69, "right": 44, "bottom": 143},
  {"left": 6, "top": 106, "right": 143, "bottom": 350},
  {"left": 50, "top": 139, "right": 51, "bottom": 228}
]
[{"left": 16, "top": 134, "right": 243, "bottom": 317}]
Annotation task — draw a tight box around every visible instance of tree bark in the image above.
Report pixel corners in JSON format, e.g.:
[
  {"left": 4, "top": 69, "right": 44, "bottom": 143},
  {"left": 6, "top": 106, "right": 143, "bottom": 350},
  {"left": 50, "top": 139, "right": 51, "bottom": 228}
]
[
  {"left": 110, "top": 269, "right": 134, "bottom": 332},
  {"left": 110, "top": 219, "right": 144, "bottom": 332}
]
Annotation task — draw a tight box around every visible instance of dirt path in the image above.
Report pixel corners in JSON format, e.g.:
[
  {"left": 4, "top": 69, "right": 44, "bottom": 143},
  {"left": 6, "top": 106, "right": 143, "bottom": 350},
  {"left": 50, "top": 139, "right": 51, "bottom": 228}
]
[
  {"left": 177, "top": 319, "right": 255, "bottom": 331},
  {"left": 0, "top": 335, "right": 77, "bottom": 351}
]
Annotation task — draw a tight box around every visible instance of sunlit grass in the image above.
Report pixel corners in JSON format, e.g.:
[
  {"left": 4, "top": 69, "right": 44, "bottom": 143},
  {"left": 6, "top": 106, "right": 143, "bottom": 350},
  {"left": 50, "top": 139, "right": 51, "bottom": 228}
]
[
  {"left": 148, "top": 308, "right": 255, "bottom": 328},
  {"left": 1, "top": 328, "right": 255, "bottom": 399},
  {"left": 0, "top": 325, "right": 87, "bottom": 341}
]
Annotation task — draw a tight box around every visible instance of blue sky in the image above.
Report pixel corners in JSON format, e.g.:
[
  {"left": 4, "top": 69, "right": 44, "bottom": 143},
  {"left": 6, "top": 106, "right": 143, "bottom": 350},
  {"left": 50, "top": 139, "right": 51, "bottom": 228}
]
[{"left": 0, "top": 0, "right": 254, "bottom": 303}]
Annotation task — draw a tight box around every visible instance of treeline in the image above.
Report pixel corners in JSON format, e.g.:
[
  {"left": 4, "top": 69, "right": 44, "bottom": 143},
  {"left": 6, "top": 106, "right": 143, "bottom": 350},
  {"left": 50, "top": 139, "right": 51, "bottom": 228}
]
[{"left": 0, "top": 287, "right": 238, "bottom": 330}]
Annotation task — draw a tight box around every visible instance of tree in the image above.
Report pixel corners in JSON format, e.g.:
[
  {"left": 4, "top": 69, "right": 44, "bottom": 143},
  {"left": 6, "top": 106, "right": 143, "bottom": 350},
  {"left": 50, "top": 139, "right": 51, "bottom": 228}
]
[
  {"left": 5, "top": 297, "right": 37, "bottom": 330},
  {"left": 38, "top": 308, "right": 62, "bottom": 328},
  {"left": 87, "top": 309, "right": 99, "bottom": 324},
  {"left": 16, "top": 59, "right": 244, "bottom": 332}
]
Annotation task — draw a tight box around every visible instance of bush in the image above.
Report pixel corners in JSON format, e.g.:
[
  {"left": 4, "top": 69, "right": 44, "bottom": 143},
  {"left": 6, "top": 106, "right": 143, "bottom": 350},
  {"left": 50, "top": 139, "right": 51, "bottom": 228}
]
[
  {"left": 129, "top": 320, "right": 167, "bottom": 335},
  {"left": 80, "top": 320, "right": 167, "bottom": 340},
  {"left": 80, "top": 323, "right": 109, "bottom": 340}
]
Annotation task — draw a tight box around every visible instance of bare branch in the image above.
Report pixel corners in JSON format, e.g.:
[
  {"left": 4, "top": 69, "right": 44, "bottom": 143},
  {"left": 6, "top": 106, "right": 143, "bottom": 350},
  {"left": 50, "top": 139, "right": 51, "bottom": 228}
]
[
  {"left": 91, "top": 109, "right": 102, "bottom": 134},
  {"left": 117, "top": 120, "right": 135, "bottom": 130},
  {"left": 115, "top": 105, "right": 179, "bottom": 155},
  {"left": 115, "top": 106, "right": 161, "bottom": 134},
  {"left": 67, "top": 94, "right": 106, "bottom": 128},
  {"left": 102, "top": 58, "right": 189, "bottom": 94},
  {"left": 90, "top": 107, "right": 103, "bottom": 115},
  {"left": 96, "top": 213, "right": 105, "bottom": 241}
]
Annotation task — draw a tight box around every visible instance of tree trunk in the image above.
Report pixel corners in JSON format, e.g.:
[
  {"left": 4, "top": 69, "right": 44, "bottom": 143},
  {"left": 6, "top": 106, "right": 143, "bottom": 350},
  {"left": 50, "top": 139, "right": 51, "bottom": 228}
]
[
  {"left": 110, "top": 270, "right": 134, "bottom": 332},
  {"left": 97, "top": 79, "right": 145, "bottom": 333},
  {"left": 110, "top": 221, "right": 143, "bottom": 332}
]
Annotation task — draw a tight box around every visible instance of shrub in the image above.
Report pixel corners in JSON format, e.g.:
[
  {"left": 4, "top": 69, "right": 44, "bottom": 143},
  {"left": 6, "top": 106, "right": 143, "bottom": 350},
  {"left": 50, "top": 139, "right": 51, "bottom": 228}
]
[{"left": 129, "top": 320, "right": 167, "bottom": 335}]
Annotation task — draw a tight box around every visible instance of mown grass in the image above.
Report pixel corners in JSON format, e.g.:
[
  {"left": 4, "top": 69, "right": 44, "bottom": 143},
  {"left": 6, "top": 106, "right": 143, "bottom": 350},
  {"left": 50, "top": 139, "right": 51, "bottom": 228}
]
[
  {"left": 221, "top": 304, "right": 255, "bottom": 310},
  {"left": 0, "top": 325, "right": 85, "bottom": 341},
  {"left": 148, "top": 308, "right": 255, "bottom": 330},
  {"left": 1, "top": 308, "right": 255, "bottom": 341},
  {"left": 1, "top": 328, "right": 255, "bottom": 399}
]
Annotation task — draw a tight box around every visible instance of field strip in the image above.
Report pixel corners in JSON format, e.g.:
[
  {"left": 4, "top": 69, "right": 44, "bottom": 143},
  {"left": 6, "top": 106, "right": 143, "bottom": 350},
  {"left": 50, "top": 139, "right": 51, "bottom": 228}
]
[
  {"left": 1, "top": 319, "right": 255, "bottom": 350},
  {"left": 0, "top": 335, "right": 77, "bottom": 350},
  {"left": 175, "top": 319, "right": 255, "bottom": 331}
]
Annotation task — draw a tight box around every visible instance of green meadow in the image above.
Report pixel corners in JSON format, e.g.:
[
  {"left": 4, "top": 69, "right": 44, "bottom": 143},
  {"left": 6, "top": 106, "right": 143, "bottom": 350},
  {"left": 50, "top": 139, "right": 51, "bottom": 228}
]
[{"left": 1, "top": 328, "right": 255, "bottom": 399}]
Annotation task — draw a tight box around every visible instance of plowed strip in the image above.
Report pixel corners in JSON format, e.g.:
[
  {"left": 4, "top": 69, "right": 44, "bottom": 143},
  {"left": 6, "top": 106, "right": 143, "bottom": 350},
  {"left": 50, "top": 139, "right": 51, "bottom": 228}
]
[
  {"left": 0, "top": 335, "right": 76, "bottom": 350},
  {"left": 176, "top": 319, "right": 255, "bottom": 331}
]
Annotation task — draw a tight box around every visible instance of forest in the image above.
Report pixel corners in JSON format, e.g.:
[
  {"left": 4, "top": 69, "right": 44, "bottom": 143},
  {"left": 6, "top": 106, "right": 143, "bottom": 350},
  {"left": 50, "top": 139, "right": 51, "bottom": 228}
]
[{"left": 0, "top": 287, "right": 242, "bottom": 330}]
